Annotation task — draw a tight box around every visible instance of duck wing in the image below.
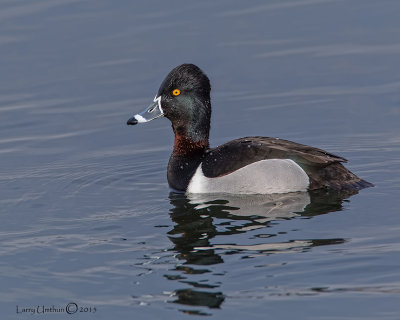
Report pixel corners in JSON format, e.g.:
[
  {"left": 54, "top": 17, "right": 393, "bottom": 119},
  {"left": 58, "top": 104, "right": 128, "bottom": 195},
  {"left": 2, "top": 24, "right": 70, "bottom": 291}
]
[{"left": 201, "top": 137, "right": 371, "bottom": 190}]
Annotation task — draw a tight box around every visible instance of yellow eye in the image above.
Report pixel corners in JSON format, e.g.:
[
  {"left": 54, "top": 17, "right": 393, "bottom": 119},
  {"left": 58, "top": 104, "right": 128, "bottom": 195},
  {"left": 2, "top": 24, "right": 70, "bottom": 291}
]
[{"left": 172, "top": 89, "right": 181, "bottom": 96}]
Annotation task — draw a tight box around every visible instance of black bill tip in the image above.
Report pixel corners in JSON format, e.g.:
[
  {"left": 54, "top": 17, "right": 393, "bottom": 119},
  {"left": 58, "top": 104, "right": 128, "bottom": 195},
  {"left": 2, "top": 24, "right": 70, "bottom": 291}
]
[{"left": 127, "top": 117, "right": 138, "bottom": 125}]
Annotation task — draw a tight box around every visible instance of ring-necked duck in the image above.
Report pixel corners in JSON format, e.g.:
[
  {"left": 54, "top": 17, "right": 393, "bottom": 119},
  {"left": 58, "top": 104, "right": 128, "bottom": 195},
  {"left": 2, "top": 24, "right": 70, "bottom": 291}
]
[{"left": 127, "top": 64, "right": 373, "bottom": 194}]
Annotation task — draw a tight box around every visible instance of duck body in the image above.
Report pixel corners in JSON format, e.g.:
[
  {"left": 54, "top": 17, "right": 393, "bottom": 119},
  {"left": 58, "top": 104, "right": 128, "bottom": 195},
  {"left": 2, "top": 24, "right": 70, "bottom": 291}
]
[{"left": 127, "top": 64, "right": 373, "bottom": 194}]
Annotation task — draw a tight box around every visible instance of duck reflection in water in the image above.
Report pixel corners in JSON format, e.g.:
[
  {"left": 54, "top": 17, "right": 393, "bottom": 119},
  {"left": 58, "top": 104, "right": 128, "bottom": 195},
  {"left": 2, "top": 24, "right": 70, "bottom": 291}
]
[{"left": 166, "top": 189, "right": 357, "bottom": 311}]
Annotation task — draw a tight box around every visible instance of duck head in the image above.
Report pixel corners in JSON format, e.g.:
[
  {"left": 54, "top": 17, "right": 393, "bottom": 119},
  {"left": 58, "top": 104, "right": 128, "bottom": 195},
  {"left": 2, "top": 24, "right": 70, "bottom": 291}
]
[{"left": 127, "top": 64, "right": 211, "bottom": 143}]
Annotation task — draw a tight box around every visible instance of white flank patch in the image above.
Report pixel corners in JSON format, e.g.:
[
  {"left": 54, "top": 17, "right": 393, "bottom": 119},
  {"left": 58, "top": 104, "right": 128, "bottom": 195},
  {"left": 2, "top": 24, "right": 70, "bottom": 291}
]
[{"left": 187, "top": 159, "right": 309, "bottom": 194}]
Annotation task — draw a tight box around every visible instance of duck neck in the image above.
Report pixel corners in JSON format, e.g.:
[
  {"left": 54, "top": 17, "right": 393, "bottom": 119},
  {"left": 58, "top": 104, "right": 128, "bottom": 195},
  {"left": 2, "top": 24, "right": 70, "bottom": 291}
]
[
  {"left": 167, "top": 125, "right": 209, "bottom": 191},
  {"left": 172, "top": 130, "right": 209, "bottom": 157}
]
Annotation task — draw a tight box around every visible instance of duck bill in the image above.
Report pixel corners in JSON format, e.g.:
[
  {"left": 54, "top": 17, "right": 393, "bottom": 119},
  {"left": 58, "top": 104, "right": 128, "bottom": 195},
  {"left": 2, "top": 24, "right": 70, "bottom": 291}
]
[{"left": 127, "top": 96, "right": 163, "bottom": 125}]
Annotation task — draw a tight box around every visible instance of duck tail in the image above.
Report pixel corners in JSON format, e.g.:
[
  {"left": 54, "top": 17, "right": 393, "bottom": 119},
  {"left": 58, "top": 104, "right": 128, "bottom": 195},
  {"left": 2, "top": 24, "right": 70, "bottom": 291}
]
[{"left": 343, "top": 178, "right": 374, "bottom": 191}]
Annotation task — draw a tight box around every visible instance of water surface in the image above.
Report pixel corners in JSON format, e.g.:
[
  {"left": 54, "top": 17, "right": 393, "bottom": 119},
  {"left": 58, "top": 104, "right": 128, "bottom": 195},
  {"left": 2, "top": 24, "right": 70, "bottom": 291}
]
[{"left": 1, "top": 0, "right": 400, "bottom": 319}]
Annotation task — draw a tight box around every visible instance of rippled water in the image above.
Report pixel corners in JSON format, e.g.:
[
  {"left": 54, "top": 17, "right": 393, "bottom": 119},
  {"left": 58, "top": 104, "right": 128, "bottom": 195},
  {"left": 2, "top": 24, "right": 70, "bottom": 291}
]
[{"left": 1, "top": 0, "right": 400, "bottom": 319}]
